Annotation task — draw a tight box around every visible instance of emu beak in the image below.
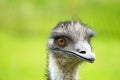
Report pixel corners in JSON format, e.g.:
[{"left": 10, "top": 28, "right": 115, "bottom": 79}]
[
  {"left": 76, "top": 52, "right": 95, "bottom": 63},
  {"left": 66, "top": 50, "right": 95, "bottom": 63},
  {"left": 73, "top": 41, "right": 95, "bottom": 63},
  {"left": 54, "top": 48, "right": 95, "bottom": 63}
]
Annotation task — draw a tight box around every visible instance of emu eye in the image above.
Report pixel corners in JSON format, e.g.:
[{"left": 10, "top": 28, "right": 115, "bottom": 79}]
[{"left": 57, "top": 38, "right": 66, "bottom": 46}]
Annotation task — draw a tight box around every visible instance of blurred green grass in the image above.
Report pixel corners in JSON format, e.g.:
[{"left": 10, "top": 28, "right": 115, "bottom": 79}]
[{"left": 0, "top": 0, "right": 120, "bottom": 80}]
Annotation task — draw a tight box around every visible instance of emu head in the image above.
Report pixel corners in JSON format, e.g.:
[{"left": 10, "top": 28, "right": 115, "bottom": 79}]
[{"left": 47, "top": 21, "right": 95, "bottom": 63}]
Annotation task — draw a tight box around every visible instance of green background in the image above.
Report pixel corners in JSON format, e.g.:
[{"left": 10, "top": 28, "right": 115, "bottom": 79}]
[{"left": 0, "top": 0, "right": 120, "bottom": 80}]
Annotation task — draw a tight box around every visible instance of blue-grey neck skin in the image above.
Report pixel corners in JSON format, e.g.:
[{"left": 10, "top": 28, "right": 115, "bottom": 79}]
[{"left": 47, "top": 20, "right": 95, "bottom": 80}]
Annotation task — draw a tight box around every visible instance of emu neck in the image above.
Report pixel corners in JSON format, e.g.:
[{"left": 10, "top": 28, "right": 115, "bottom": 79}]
[{"left": 48, "top": 53, "right": 81, "bottom": 80}]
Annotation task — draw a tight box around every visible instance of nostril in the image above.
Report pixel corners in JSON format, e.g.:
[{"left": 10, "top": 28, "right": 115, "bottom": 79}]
[
  {"left": 76, "top": 49, "right": 86, "bottom": 54},
  {"left": 79, "top": 51, "right": 86, "bottom": 54}
]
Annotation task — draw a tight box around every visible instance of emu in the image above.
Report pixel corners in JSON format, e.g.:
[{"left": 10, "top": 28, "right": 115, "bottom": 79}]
[{"left": 47, "top": 20, "right": 95, "bottom": 80}]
